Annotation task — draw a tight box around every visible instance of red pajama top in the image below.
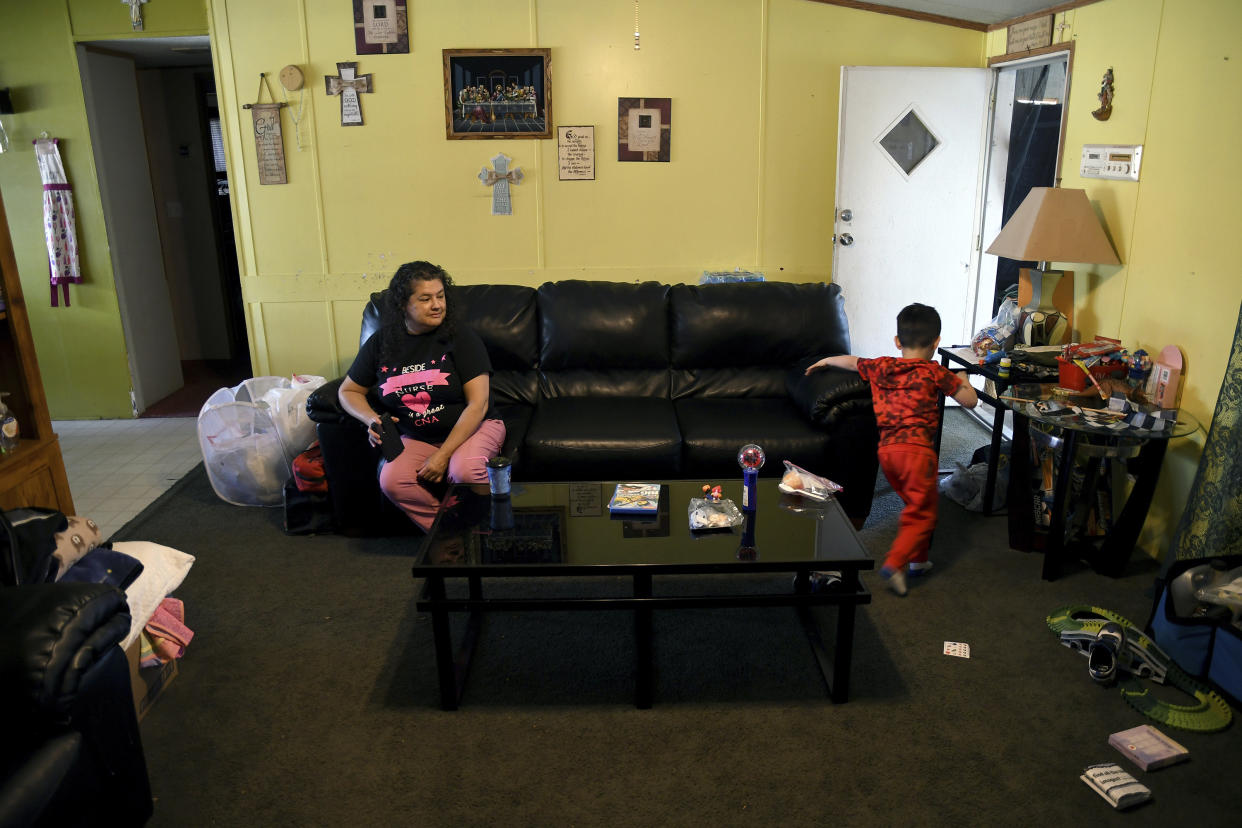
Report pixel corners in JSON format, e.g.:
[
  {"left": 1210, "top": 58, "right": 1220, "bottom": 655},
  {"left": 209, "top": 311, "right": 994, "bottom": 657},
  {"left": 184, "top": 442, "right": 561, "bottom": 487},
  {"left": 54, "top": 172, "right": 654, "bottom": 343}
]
[{"left": 856, "top": 357, "right": 963, "bottom": 448}]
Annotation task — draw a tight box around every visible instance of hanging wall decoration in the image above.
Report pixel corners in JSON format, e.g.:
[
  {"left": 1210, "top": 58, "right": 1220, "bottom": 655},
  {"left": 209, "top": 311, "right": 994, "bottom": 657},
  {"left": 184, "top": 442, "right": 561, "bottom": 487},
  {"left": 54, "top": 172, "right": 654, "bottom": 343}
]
[
  {"left": 242, "top": 74, "right": 288, "bottom": 184},
  {"left": 33, "top": 135, "right": 82, "bottom": 307},
  {"left": 1093, "top": 67, "right": 1114, "bottom": 121},
  {"left": 557, "top": 126, "right": 595, "bottom": 181},
  {"left": 618, "top": 97, "right": 670, "bottom": 162},
  {"left": 124, "top": 0, "right": 148, "bottom": 32},
  {"left": 443, "top": 48, "right": 552, "bottom": 140},
  {"left": 353, "top": 0, "right": 409, "bottom": 55},
  {"left": 326, "top": 62, "right": 373, "bottom": 126},
  {"left": 479, "top": 153, "right": 522, "bottom": 216},
  {"left": 278, "top": 65, "right": 308, "bottom": 151}
]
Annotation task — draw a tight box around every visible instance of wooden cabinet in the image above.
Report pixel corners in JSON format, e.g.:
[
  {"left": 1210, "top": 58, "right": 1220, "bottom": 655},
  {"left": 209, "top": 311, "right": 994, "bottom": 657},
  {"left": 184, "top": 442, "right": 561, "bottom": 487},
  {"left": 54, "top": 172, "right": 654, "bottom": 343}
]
[{"left": 0, "top": 189, "right": 74, "bottom": 514}]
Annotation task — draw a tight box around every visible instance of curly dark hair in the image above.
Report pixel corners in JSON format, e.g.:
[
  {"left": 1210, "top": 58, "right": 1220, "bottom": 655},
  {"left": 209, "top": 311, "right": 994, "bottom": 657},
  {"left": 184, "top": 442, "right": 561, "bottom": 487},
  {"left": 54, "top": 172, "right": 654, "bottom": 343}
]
[{"left": 379, "top": 261, "right": 457, "bottom": 363}]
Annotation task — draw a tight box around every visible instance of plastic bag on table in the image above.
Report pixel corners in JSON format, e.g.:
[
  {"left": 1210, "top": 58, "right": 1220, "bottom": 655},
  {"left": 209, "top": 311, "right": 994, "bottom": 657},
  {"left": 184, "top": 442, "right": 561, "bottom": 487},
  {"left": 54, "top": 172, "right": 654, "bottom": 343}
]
[
  {"left": 971, "top": 285, "right": 1021, "bottom": 356},
  {"left": 688, "top": 497, "right": 744, "bottom": 530},
  {"left": 777, "top": 460, "right": 843, "bottom": 501}
]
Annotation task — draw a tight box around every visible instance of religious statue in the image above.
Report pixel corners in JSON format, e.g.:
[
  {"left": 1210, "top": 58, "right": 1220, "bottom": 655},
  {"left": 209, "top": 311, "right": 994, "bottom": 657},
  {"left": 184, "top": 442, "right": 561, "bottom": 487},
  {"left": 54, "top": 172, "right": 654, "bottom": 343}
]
[{"left": 1092, "top": 67, "right": 1114, "bottom": 121}]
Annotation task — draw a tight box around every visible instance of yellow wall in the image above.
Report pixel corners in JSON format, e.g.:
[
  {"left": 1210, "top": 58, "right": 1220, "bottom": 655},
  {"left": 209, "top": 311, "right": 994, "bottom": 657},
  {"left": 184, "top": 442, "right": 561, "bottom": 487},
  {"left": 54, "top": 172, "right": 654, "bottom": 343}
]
[
  {"left": 988, "top": 0, "right": 1242, "bottom": 558},
  {"left": 209, "top": 0, "right": 982, "bottom": 379},
  {"left": 0, "top": 0, "right": 209, "bottom": 418}
]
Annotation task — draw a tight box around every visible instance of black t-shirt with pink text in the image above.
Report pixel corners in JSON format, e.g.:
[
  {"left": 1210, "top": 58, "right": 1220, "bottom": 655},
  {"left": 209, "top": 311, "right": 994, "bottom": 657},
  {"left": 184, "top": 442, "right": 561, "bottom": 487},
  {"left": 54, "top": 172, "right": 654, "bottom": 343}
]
[{"left": 348, "top": 327, "right": 495, "bottom": 444}]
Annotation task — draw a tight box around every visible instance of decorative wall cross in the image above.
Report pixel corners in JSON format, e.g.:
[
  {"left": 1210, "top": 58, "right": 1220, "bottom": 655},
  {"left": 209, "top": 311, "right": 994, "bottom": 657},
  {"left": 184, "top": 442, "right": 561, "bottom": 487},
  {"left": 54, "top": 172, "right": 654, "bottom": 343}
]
[
  {"left": 325, "top": 62, "right": 372, "bottom": 126},
  {"left": 124, "top": 0, "right": 148, "bottom": 32},
  {"left": 478, "top": 153, "right": 523, "bottom": 216}
]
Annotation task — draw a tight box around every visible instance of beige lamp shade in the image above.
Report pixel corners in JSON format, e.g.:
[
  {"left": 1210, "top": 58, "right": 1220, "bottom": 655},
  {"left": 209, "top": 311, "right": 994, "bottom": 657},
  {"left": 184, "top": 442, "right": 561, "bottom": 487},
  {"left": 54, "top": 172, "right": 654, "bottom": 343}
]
[{"left": 985, "top": 187, "right": 1121, "bottom": 265}]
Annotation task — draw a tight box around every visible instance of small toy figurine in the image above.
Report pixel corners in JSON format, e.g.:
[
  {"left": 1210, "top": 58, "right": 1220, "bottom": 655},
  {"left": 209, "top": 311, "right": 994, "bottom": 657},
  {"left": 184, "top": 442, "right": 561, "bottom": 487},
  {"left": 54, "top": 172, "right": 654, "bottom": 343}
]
[{"left": 701, "top": 484, "right": 723, "bottom": 502}]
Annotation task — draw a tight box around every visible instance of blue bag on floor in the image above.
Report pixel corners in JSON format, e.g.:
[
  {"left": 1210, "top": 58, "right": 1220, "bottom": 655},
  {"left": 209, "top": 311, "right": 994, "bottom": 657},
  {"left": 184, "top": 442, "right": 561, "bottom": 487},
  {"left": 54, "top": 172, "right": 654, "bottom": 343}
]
[{"left": 1147, "top": 554, "right": 1242, "bottom": 707}]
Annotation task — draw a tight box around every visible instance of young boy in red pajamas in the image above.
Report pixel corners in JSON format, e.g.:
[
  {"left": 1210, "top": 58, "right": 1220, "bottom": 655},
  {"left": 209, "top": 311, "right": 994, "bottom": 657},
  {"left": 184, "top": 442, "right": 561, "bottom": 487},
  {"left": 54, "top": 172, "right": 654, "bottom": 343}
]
[{"left": 805, "top": 303, "right": 978, "bottom": 596}]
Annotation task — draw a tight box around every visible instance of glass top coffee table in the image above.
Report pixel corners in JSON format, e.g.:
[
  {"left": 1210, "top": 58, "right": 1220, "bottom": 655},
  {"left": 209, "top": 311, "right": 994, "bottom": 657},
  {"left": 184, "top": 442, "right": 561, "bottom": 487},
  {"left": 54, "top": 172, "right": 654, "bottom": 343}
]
[{"left": 411, "top": 478, "right": 874, "bottom": 710}]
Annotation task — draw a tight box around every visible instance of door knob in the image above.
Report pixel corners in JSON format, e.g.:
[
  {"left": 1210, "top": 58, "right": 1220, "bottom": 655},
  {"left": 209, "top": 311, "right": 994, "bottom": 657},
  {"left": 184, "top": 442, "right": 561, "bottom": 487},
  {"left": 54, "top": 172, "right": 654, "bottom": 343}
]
[
  {"left": 839, "top": 233, "right": 854, "bottom": 246},
  {"left": 839, "top": 209, "right": 853, "bottom": 222}
]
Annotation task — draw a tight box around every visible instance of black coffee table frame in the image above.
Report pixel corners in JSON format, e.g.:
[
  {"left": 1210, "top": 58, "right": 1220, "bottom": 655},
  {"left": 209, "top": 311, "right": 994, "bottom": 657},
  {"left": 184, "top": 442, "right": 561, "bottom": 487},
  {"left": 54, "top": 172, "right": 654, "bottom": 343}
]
[{"left": 412, "top": 487, "right": 873, "bottom": 710}]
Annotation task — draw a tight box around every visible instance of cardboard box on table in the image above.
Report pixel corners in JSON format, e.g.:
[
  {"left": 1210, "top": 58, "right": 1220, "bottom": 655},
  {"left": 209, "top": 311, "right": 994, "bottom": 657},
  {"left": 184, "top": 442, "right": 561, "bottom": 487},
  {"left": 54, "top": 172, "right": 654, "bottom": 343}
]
[{"left": 1146, "top": 345, "right": 1184, "bottom": 407}]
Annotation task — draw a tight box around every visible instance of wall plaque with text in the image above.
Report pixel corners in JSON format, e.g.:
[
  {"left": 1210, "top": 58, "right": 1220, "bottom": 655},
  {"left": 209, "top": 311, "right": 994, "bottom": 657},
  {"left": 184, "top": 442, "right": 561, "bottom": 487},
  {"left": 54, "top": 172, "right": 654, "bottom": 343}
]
[{"left": 557, "top": 125, "right": 595, "bottom": 181}]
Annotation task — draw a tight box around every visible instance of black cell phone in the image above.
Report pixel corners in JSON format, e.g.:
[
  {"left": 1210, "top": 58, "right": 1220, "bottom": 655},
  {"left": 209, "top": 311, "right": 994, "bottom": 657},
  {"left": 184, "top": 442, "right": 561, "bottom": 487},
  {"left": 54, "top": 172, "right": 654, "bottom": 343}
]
[{"left": 371, "top": 417, "right": 405, "bottom": 461}]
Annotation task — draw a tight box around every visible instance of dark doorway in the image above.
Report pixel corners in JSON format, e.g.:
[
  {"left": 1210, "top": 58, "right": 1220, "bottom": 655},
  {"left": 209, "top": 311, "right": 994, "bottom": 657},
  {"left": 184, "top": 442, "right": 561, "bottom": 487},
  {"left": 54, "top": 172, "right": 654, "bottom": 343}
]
[{"left": 991, "top": 60, "right": 1066, "bottom": 315}]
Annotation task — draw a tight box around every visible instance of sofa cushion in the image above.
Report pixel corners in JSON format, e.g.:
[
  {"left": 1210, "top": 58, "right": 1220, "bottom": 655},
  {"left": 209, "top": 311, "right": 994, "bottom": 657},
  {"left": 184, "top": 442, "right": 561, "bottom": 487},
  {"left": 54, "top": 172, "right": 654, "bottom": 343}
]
[
  {"left": 537, "top": 281, "right": 671, "bottom": 398},
  {"left": 674, "top": 397, "right": 836, "bottom": 479},
  {"left": 521, "top": 397, "right": 681, "bottom": 480},
  {"left": 669, "top": 282, "right": 852, "bottom": 398},
  {"left": 457, "top": 285, "right": 540, "bottom": 407}
]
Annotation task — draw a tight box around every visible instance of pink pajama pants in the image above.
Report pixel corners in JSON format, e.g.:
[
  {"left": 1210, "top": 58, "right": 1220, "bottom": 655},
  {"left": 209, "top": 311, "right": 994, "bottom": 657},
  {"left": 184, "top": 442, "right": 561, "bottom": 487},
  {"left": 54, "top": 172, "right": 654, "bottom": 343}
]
[
  {"left": 378, "top": 418, "right": 506, "bottom": 531},
  {"left": 877, "top": 443, "right": 939, "bottom": 572}
]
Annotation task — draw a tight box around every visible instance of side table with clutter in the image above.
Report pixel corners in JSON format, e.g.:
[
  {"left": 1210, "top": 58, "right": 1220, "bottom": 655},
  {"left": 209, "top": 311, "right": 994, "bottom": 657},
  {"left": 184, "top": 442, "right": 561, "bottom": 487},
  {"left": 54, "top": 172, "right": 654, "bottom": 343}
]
[
  {"left": 982, "top": 335, "right": 1198, "bottom": 580},
  {"left": 950, "top": 285, "right": 1197, "bottom": 580}
]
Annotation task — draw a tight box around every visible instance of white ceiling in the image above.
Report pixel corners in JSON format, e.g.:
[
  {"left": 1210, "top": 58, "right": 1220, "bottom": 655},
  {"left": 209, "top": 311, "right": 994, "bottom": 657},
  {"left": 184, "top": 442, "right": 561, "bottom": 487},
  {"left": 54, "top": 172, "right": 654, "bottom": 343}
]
[{"left": 850, "top": 0, "right": 1061, "bottom": 26}]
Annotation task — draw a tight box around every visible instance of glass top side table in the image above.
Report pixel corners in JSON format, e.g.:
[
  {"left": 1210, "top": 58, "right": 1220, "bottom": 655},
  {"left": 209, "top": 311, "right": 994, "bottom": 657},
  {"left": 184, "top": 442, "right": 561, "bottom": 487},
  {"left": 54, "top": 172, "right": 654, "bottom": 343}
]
[{"left": 1007, "top": 393, "right": 1200, "bottom": 580}]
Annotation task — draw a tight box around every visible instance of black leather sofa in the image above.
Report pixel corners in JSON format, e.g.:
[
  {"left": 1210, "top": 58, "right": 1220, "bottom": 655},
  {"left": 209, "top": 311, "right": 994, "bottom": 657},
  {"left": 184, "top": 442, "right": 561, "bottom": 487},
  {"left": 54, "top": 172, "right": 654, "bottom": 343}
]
[
  {"left": 307, "top": 280, "right": 878, "bottom": 536},
  {"left": 0, "top": 582, "right": 152, "bottom": 827}
]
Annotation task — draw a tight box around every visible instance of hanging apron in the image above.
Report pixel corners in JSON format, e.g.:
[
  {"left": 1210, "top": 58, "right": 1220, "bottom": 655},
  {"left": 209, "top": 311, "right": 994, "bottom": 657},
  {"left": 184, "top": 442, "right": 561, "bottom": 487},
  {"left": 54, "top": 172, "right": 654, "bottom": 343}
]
[{"left": 35, "top": 137, "right": 81, "bottom": 307}]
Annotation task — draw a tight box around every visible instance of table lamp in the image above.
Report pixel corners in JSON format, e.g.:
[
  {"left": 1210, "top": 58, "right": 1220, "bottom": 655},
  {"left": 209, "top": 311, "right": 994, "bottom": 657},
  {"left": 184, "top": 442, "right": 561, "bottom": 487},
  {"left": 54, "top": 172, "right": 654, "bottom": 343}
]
[{"left": 985, "top": 187, "right": 1120, "bottom": 345}]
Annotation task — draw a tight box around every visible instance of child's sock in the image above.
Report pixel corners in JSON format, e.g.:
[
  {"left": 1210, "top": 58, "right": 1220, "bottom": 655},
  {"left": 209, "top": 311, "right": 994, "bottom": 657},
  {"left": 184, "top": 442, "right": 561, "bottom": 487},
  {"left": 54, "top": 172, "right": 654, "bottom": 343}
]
[
  {"left": 908, "top": 560, "right": 934, "bottom": 576},
  {"left": 880, "top": 565, "right": 908, "bottom": 596}
]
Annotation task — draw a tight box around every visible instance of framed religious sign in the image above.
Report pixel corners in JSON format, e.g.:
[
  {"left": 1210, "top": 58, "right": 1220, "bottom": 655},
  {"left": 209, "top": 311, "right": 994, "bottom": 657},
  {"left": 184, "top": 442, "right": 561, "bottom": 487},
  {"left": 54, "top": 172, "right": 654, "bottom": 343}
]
[
  {"left": 443, "top": 48, "right": 552, "bottom": 140},
  {"left": 618, "top": 97, "right": 671, "bottom": 162},
  {"left": 354, "top": 0, "right": 409, "bottom": 55},
  {"left": 1006, "top": 15, "right": 1053, "bottom": 53}
]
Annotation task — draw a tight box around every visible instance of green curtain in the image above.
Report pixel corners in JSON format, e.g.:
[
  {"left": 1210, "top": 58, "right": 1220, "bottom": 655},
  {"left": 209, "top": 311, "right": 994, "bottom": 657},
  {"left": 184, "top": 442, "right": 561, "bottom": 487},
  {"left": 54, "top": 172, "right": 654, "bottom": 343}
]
[{"left": 1170, "top": 300, "right": 1242, "bottom": 560}]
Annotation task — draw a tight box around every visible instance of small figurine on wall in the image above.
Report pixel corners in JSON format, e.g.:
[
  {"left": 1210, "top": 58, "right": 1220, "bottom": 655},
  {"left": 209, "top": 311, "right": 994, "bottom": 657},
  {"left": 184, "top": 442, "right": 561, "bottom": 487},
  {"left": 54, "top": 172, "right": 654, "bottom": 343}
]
[{"left": 1093, "top": 67, "right": 1114, "bottom": 121}]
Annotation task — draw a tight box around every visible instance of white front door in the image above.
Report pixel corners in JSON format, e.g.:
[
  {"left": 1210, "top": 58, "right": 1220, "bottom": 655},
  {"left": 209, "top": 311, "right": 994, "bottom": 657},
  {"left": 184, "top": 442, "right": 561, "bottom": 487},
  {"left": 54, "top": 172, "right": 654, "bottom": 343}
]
[{"left": 833, "top": 66, "right": 993, "bottom": 359}]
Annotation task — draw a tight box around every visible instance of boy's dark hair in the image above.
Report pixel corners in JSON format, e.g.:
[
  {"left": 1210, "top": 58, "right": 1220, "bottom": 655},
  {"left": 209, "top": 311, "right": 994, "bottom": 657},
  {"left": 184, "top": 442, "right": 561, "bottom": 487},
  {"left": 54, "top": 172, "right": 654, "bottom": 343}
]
[{"left": 896, "top": 303, "right": 941, "bottom": 349}]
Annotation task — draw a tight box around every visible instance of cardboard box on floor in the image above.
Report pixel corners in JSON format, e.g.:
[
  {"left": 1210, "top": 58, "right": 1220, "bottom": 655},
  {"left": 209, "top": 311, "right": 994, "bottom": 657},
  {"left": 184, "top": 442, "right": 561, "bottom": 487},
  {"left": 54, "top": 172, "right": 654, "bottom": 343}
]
[{"left": 126, "top": 638, "right": 177, "bottom": 721}]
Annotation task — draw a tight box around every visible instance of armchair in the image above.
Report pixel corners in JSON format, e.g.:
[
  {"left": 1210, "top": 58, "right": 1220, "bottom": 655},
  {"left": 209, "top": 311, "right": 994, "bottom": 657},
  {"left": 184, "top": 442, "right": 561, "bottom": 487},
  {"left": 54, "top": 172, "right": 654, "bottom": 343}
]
[{"left": 0, "top": 582, "right": 152, "bottom": 827}]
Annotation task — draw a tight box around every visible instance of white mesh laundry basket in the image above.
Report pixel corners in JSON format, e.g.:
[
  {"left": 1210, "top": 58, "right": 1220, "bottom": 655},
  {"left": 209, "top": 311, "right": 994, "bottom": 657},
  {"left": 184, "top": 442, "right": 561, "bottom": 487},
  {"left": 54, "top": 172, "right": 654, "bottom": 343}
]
[{"left": 198, "top": 378, "right": 297, "bottom": 506}]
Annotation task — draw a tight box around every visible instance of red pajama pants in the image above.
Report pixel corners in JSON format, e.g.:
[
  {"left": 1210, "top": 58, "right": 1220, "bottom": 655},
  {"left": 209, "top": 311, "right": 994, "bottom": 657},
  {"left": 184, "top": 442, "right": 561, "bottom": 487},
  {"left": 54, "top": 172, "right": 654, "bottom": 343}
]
[
  {"left": 378, "top": 418, "right": 506, "bottom": 531},
  {"left": 878, "top": 443, "right": 939, "bottom": 573}
]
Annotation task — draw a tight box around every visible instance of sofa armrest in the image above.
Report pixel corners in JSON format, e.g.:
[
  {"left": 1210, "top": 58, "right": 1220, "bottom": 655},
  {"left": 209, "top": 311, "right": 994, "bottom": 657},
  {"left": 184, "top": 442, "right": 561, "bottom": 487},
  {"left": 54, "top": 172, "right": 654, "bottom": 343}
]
[
  {"left": 786, "top": 358, "right": 873, "bottom": 427},
  {"left": 0, "top": 583, "right": 131, "bottom": 718},
  {"left": 306, "top": 376, "right": 349, "bottom": 425}
]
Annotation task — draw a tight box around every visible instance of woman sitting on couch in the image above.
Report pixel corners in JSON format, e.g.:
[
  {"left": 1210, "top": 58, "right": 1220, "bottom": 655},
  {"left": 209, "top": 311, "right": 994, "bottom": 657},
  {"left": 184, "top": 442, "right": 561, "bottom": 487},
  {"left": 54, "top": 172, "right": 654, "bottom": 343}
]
[{"left": 338, "top": 261, "right": 506, "bottom": 531}]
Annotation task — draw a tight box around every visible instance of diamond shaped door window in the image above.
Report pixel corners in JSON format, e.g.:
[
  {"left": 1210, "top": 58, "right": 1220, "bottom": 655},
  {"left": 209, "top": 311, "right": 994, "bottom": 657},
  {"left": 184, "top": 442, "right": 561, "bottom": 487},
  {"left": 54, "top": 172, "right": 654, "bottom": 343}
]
[{"left": 878, "top": 109, "right": 939, "bottom": 176}]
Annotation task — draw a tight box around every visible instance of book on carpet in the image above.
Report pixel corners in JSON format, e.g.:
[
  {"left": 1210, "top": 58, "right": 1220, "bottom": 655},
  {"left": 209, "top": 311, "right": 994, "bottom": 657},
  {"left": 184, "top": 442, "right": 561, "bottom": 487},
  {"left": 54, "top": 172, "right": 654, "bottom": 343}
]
[
  {"left": 1080, "top": 763, "right": 1151, "bottom": 810},
  {"left": 608, "top": 483, "right": 660, "bottom": 514},
  {"left": 1109, "top": 724, "right": 1190, "bottom": 771}
]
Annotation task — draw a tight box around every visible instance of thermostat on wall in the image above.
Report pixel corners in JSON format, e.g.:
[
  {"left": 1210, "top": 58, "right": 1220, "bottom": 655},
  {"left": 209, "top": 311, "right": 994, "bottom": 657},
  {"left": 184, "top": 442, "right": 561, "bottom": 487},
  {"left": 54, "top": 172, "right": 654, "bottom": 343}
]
[{"left": 1081, "top": 144, "right": 1142, "bottom": 181}]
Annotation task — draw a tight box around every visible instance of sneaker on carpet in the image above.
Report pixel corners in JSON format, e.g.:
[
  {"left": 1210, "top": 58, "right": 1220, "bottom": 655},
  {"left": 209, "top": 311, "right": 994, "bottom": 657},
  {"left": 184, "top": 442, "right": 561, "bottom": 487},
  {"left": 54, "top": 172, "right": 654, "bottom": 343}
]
[
  {"left": 880, "top": 566, "right": 908, "bottom": 597},
  {"left": 908, "top": 561, "right": 934, "bottom": 576}
]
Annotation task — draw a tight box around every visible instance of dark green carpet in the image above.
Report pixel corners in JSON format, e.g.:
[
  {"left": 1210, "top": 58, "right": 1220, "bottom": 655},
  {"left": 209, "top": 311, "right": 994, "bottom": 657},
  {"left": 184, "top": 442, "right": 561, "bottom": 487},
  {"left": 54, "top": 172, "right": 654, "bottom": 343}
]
[{"left": 118, "top": 410, "right": 1241, "bottom": 826}]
